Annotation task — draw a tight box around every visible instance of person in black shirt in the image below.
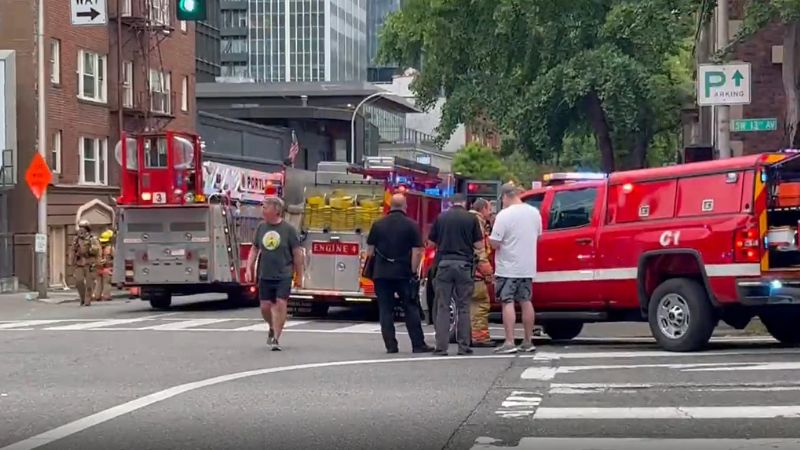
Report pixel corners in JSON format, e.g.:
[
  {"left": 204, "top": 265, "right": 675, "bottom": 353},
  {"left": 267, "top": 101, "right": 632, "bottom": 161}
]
[
  {"left": 367, "top": 194, "right": 434, "bottom": 354},
  {"left": 428, "top": 193, "right": 485, "bottom": 355}
]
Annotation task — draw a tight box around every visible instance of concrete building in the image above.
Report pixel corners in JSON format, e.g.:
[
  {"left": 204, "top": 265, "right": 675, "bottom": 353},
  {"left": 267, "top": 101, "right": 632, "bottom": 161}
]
[
  {"left": 689, "top": 1, "right": 786, "bottom": 156},
  {"left": 196, "top": 0, "right": 222, "bottom": 82},
  {"left": 367, "top": 0, "right": 401, "bottom": 82},
  {"left": 0, "top": 0, "right": 196, "bottom": 291}
]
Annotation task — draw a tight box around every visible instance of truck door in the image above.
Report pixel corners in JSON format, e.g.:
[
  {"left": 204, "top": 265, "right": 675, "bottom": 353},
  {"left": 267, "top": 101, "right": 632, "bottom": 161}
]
[{"left": 535, "top": 185, "right": 602, "bottom": 307}]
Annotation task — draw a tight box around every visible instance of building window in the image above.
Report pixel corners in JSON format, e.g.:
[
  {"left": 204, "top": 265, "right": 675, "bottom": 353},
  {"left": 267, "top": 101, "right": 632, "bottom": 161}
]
[
  {"left": 149, "top": 69, "right": 171, "bottom": 114},
  {"left": 122, "top": 61, "right": 133, "bottom": 108},
  {"left": 77, "top": 50, "right": 107, "bottom": 103},
  {"left": 79, "top": 137, "right": 108, "bottom": 185},
  {"left": 120, "top": 0, "right": 131, "bottom": 16},
  {"left": 180, "top": 20, "right": 187, "bottom": 32},
  {"left": 181, "top": 76, "right": 188, "bottom": 112},
  {"left": 150, "top": 0, "right": 170, "bottom": 26},
  {"left": 50, "top": 39, "right": 60, "bottom": 84},
  {"left": 51, "top": 130, "right": 62, "bottom": 173}
]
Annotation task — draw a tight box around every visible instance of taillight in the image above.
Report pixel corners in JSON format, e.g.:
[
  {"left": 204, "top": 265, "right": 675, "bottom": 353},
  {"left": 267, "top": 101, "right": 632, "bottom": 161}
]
[
  {"left": 425, "top": 247, "right": 436, "bottom": 263},
  {"left": 199, "top": 256, "right": 209, "bottom": 281},
  {"left": 735, "top": 228, "right": 760, "bottom": 262},
  {"left": 124, "top": 259, "right": 134, "bottom": 282}
]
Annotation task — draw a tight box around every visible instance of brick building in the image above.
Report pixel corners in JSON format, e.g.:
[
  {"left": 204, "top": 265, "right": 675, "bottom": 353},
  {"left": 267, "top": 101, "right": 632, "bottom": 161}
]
[
  {"left": 0, "top": 0, "right": 196, "bottom": 290},
  {"left": 689, "top": 1, "right": 786, "bottom": 156}
]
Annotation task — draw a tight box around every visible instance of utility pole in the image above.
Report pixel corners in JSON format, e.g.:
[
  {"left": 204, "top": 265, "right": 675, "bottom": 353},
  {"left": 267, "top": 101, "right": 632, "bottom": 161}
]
[
  {"left": 36, "top": 0, "right": 48, "bottom": 298},
  {"left": 716, "top": 0, "right": 732, "bottom": 159}
]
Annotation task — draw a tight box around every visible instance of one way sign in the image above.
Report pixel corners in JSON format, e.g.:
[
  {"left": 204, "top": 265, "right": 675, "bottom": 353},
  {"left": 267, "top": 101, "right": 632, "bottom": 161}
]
[{"left": 71, "top": 0, "right": 107, "bottom": 26}]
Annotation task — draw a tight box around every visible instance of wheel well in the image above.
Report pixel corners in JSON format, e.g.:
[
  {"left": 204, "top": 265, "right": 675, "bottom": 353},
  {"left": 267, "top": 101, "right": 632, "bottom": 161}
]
[{"left": 637, "top": 251, "right": 717, "bottom": 314}]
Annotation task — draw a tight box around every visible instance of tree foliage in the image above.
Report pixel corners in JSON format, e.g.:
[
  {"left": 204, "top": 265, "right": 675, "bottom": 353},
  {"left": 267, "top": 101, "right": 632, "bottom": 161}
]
[
  {"left": 379, "top": 0, "right": 697, "bottom": 172},
  {"left": 452, "top": 142, "right": 511, "bottom": 181}
]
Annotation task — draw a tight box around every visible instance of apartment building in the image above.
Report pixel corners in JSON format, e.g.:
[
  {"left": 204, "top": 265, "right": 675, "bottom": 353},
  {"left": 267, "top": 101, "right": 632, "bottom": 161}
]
[{"left": 0, "top": 0, "right": 196, "bottom": 290}]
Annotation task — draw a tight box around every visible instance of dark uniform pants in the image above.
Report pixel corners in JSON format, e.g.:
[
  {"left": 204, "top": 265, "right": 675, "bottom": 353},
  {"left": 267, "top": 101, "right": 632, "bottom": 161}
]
[
  {"left": 434, "top": 260, "right": 474, "bottom": 352},
  {"left": 374, "top": 279, "right": 426, "bottom": 351}
]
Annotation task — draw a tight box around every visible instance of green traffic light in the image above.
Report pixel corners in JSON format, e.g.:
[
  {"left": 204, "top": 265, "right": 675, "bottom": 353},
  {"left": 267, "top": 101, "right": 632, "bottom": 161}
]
[{"left": 179, "top": 0, "right": 196, "bottom": 12}]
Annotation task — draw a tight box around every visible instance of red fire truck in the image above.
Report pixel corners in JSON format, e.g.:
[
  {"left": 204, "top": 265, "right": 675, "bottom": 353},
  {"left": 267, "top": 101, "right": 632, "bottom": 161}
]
[
  {"left": 286, "top": 156, "right": 444, "bottom": 316},
  {"left": 512, "top": 152, "right": 800, "bottom": 351},
  {"left": 112, "top": 131, "right": 283, "bottom": 308}
]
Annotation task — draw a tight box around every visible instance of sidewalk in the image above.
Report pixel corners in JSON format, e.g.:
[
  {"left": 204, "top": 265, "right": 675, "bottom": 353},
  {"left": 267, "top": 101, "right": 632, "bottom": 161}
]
[{"left": 0, "top": 288, "right": 131, "bottom": 304}]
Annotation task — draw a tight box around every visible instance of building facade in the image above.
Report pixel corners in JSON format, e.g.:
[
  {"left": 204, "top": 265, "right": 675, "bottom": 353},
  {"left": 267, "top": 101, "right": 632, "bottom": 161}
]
[
  {"left": 196, "top": 0, "right": 222, "bottom": 82},
  {"left": 689, "top": 1, "right": 786, "bottom": 156},
  {"left": 367, "top": 0, "right": 401, "bottom": 82},
  {"left": 236, "top": 0, "right": 366, "bottom": 83},
  {"left": 0, "top": 0, "right": 196, "bottom": 290}
]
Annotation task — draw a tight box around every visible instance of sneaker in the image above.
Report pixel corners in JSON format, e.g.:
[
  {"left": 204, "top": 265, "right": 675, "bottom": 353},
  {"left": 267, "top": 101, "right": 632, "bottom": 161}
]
[
  {"left": 433, "top": 349, "right": 448, "bottom": 356},
  {"left": 271, "top": 339, "right": 282, "bottom": 351},
  {"left": 268, "top": 328, "right": 275, "bottom": 341},
  {"left": 518, "top": 342, "right": 537, "bottom": 353},
  {"left": 457, "top": 347, "right": 474, "bottom": 356},
  {"left": 493, "top": 343, "right": 518, "bottom": 354},
  {"left": 412, "top": 345, "right": 434, "bottom": 354}
]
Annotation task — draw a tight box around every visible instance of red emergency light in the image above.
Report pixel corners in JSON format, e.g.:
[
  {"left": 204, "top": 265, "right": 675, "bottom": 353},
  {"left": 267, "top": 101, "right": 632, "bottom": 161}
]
[
  {"left": 264, "top": 181, "right": 277, "bottom": 196},
  {"left": 468, "top": 183, "right": 478, "bottom": 193}
]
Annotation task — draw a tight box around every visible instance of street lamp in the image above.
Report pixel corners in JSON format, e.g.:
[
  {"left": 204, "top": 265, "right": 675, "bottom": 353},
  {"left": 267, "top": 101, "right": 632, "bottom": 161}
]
[{"left": 350, "top": 91, "right": 401, "bottom": 164}]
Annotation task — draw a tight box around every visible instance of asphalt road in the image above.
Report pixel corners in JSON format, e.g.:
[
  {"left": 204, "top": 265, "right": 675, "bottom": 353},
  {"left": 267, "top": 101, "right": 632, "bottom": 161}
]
[{"left": 2, "top": 293, "right": 800, "bottom": 450}]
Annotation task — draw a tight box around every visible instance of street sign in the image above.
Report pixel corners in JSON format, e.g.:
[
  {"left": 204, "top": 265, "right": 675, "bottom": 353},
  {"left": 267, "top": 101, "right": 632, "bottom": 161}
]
[
  {"left": 732, "top": 118, "right": 778, "bottom": 132},
  {"left": 70, "top": 0, "right": 107, "bottom": 26},
  {"left": 34, "top": 233, "right": 47, "bottom": 253},
  {"left": 697, "top": 63, "right": 751, "bottom": 106},
  {"left": 24, "top": 153, "right": 52, "bottom": 200}
]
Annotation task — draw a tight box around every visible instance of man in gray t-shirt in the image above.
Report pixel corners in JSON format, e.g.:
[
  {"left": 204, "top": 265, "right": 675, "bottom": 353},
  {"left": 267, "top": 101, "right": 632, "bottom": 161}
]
[{"left": 246, "top": 196, "right": 304, "bottom": 351}]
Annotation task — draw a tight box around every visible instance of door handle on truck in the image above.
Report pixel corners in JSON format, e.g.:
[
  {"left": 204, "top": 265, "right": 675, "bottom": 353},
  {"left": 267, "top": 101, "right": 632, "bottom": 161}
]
[{"left": 575, "top": 237, "right": 593, "bottom": 245}]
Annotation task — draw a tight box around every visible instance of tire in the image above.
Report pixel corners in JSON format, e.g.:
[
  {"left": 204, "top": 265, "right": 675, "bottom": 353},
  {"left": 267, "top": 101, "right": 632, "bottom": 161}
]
[
  {"left": 543, "top": 321, "right": 584, "bottom": 341},
  {"left": 648, "top": 278, "right": 715, "bottom": 352},
  {"left": 149, "top": 294, "right": 172, "bottom": 310},
  {"left": 759, "top": 309, "right": 800, "bottom": 345},
  {"left": 448, "top": 297, "right": 457, "bottom": 344}
]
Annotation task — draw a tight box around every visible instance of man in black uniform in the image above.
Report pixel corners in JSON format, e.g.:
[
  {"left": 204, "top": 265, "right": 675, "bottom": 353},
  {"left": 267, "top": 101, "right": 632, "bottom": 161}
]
[
  {"left": 367, "top": 194, "right": 434, "bottom": 354},
  {"left": 428, "top": 193, "right": 484, "bottom": 355}
]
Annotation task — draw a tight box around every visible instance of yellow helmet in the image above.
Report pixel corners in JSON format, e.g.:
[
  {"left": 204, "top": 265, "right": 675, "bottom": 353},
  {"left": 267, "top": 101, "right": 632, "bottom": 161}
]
[{"left": 99, "top": 230, "right": 114, "bottom": 243}]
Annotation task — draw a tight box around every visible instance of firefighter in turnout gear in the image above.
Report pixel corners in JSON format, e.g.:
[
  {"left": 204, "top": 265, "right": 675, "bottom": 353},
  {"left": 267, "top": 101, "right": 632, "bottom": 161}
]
[
  {"left": 70, "top": 220, "right": 101, "bottom": 306},
  {"left": 470, "top": 198, "right": 495, "bottom": 347},
  {"left": 97, "top": 229, "right": 115, "bottom": 301}
]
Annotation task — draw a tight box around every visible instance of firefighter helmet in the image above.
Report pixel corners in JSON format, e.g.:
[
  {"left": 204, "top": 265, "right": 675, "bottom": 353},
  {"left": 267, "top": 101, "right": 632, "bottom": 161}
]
[
  {"left": 78, "top": 219, "right": 91, "bottom": 230},
  {"left": 99, "top": 230, "right": 114, "bottom": 243}
]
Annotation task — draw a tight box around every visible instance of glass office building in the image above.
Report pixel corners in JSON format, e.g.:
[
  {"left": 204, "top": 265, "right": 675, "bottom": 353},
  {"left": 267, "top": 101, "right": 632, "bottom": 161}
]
[{"left": 247, "top": 0, "right": 367, "bottom": 82}]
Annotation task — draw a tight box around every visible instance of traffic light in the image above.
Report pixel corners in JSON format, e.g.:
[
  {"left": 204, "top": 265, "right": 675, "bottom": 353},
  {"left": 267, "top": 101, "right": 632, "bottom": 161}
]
[{"left": 176, "top": 0, "right": 206, "bottom": 21}]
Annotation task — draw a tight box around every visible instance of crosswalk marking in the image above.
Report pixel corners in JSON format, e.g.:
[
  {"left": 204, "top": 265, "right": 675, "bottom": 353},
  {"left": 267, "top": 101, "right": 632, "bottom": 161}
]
[
  {"left": 472, "top": 438, "right": 800, "bottom": 450},
  {"left": 142, "top": 319, "right": 231, "bottom": 331},
  {"left": 0, "top": 320, "right": 67, "bottom": 329},
  {"left": 44, "top": 316, "right": 169, "bottom": 330},
  {"left": 532, "top": 405, "right": 800, "bottom": 420},
  {"left": 332, "top": 323, "right": 382, "bottom": 333},
  {"left": 232, "top": 320, "right": 310, "bottom": 332}
]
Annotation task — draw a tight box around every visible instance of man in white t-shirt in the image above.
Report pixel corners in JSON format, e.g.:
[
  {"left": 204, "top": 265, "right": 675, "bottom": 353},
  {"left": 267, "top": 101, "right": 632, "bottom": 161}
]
[{"left": 489, "top": 182, "right": 543, "bottom": 354}]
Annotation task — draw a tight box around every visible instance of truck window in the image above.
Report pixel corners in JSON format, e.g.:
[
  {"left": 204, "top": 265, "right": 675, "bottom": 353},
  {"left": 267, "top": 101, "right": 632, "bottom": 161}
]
[
  {"left": 548, "top": 188, "right": 597, "bottom": 230},
  {"left": 524, "top": 193, "right": 545, "bottom": 211}
]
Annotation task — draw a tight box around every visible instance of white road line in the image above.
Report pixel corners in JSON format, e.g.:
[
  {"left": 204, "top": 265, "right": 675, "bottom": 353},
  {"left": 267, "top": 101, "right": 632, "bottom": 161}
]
[
  {"left": 568, "top": 336, "right": 776, "bottom": 343},
  {"left": 520, "top": 367, "right": 559, "bottom": 381},
  {"left": 547, "top": 381, "right": 800, "bottom": 394},
  {"left": 0, "top": 354, "right": 517, "bottom": 450},
  {"left": 472, "top": 438, "right": 800, "bottom": 450},
  {"left": 520, "top": 361, "right": 784, "bottom": 381},
  {"left": 43, "top": 314, "right": 177, "bottom": 330},
  {"left": 0, "top": 320, "right": 70, "bottom": 329},
  {"left": 331, "top": 323, "right": 384, "bottom": 333},
  {"left": 527, "top": 348, "right": 800, "bottom": 361},
  {"left": 685, "top": 361, "right": 800, "bottom": 372},
  {"left": 533, "top": 406, "right": 800, "bottom": 420},
  {"left": 232, "top": 320, "right": 310, "bottom": 331},
  {"left": 141, "top": 319, "right": 232, "bottom": 331}
]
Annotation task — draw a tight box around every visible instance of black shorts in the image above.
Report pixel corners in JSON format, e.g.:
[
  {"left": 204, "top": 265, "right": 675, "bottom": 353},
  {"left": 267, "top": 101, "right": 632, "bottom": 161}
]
[
  {"left": 495, "top": 277, "right": 533, "bottom": 304},
  {"left": 258, "top": 278, "right": 292, "bottom": 302}
]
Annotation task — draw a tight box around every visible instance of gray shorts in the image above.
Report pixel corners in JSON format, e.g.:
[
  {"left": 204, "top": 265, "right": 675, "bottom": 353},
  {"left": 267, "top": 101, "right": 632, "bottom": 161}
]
[{"left": 495, "top": 277, "right": 532, "bottom": 304}]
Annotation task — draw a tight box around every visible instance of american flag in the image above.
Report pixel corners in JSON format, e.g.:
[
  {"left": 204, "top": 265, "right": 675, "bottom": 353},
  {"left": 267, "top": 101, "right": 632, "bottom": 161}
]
[{"left": 288, "top": 130, "right": 300, "bottom": 166}]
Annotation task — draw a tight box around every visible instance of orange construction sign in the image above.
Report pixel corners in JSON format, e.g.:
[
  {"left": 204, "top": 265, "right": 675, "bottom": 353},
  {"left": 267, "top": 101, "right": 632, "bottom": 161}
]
[{"left": 25, "top": 153, "right": 52, "bottom": 200}]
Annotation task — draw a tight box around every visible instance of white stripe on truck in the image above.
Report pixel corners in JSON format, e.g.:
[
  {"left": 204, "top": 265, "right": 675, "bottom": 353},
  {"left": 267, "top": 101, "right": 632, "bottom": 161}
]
[{"left": 533, "top": 263, "right": 761, "bottom": 284}]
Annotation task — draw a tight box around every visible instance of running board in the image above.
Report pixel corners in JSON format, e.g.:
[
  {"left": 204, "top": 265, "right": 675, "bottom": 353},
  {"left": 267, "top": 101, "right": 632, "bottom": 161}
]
[{"left": 535, "top": 311, "right": 608, "bottom": 321}]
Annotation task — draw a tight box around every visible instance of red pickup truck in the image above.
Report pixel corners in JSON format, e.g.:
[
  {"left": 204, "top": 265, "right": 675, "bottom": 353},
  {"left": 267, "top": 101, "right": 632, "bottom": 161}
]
[{"left": 428, "top": 152, "right": 800, "bottom": 352}]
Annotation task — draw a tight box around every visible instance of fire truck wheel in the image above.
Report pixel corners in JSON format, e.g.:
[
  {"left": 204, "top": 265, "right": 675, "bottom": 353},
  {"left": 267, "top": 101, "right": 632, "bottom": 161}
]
[
  {"left": 149, "top": 294, "right": 172, "bottom": 310},
  {"left": 543, "top": 321, "right": 584, "bottom": 341},
  {"left": 648, "top": 278, "right": 715, "bottom": 352},
  {"left": 759, "top": 309, "right": 800, "bottom": 345}
]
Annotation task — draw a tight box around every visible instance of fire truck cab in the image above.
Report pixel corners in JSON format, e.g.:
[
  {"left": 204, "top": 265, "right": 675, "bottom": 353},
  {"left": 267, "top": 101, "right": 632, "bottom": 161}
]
[
  {"left": 518, "top": 153, "right": 800, "bottom": 351},
  {"left": 112, "top": 131, "right": 283, "bottom": 309},
  {"left": 287, "top": 156, "right": 443, "bottom": 315}
]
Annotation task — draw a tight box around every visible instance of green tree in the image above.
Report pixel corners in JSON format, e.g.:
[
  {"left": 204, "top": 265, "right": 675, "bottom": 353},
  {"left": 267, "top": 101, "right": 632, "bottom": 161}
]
[
  {"left": 717, "top": 0, "right": 800, "bottom": 147},
  {"left": 452, "top": 142, "right": 510, "bottom": 180},
  {"left": 379, "top": 0, "right": 696, "bottom": 172}
]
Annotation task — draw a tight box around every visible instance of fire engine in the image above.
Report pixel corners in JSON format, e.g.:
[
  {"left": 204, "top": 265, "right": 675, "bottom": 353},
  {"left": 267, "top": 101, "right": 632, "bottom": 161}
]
[
  {"left": 112, "top": 131, "right": 283, "bottom": 309},
  {"left": 511, "top": 153, "right": 800, "bottom": 351},
  {"left": 284, "top": 156, "right": 444, "bottom": 315}
]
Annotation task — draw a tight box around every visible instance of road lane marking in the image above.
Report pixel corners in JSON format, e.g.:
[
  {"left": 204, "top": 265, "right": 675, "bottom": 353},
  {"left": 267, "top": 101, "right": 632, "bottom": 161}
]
[
  {"left": 519, "top": 361, "right": 782, "bottom": 381},
  {"left": 331, "top": 323, "right": 383, "bottom": 333},
  {"left": 141, "top": 319, "right": 232, "bottom": 331},
  {"left": 526, "top": 348, "right": 800, "bottom": 361},
  {"left": 0, "top": 320, "right": 69, "bottom": 329},
  {"left": 0, "top": 354, "right": 517, "bottom": 450},
  {"left": 547, "top": 381, "right": 800, "bottom": 394},
  {"left": 231, "top": 320, "right": 310, "bottom": 331},
  {"left": 471, "top": 437, "right": 800, "bottom": 449},
  {"left": 532, "top": 406, "right": 800, "bottom": 420},
  {"left": 42, "top": 313, "right": 177, "bottom": 330},
  {"left": 495, "top": 391, "right": 542, "bottom": 419}
]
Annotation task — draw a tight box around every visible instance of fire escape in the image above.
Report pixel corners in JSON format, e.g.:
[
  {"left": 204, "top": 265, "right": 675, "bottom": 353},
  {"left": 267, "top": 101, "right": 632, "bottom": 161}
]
[{"left": 115, "top": 0, "right": 176, "bottom": 133}]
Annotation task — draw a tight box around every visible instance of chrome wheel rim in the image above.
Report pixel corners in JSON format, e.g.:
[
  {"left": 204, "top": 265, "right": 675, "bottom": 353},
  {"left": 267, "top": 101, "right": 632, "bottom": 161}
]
[{"left": 657, "top": 293, "right": 690, "bottom": 339}]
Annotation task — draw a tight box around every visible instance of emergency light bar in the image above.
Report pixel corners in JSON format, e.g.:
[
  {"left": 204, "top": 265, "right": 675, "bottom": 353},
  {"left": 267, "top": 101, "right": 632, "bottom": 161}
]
[{"left": 542, "top": 172, "right": 607, "bottom": 185}]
